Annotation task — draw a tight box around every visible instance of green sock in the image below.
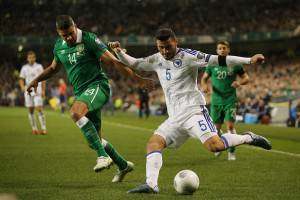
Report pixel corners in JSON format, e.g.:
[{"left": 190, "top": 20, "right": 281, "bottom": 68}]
[
  {"left": 80, "top": 119, "right": 108, "bottom": 157},
  {"left": 228, "top": 129, "right": 236, "bottom": 153},
  {"left": 217, "top": 129, "right": 223, "bottom": 137},
  {"left": 102, "top": 139, "right": 128, "bottom": 170},
  {"left": 229, "top": 146, "right": 236, "bottom": 153}
]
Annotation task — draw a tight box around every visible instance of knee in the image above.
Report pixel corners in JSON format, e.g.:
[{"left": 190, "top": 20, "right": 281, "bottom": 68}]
[
  {"left": 70, "top": 102, "right": 88, "bottom": 122},
  {"left": 146, "top": 135, "right": 166, "bottom": 153},
  {"left": 70, "top": 111, "right": 82, "bottom": 122},
  {"left": 204, "top": 137, "right": 225, "bottom": 152}
]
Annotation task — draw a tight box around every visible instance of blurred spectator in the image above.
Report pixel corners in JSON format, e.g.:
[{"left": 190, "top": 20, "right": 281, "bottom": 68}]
[
  {"left": 1, "top": 0, "right": 299, "bottom": 37},
  {"left": 137, "top": 87, "right": 150, "bottom": 118},
  {"left": 295, "top": 102, "right": 300, "bottom": 128},
  {"left": 58, "top": 78, "right": 67, "bottom": 113}
]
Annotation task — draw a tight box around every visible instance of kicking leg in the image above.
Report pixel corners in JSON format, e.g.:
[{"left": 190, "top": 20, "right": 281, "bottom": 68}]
[
  {"left": 127, "top": 134, "right": 165, "bottom": 194},
  {"left": 100, "top": 139, "right": 134, "bottom": 183},
  {"left": 71, "top": 101, "right": 112, "bottom": 172}
]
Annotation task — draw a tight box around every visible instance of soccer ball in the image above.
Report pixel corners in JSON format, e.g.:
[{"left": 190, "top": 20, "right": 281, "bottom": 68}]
[{"left": 174, "top": 170, "right": 200, "bottom": 195}]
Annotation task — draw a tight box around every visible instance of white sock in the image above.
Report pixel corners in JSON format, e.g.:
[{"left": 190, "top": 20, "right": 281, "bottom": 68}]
[
  {"left": 38, "top": 112, "right": 46, "bottom": 130},
  {"left": 28, "top": 113, "right": 37, "bottom": 130},
  {"left": 220, "top": 133, "right": 252, "bottom": 149},
  {"left": 146, "top": 151, "right": 162, "bottom": 189}
]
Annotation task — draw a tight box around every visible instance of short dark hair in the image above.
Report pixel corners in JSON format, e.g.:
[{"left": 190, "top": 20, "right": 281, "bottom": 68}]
[
  {"left": 27, "top": 50, "right": 36, "bottom": 56},
  {"left": 155, "top": 28, "right": 176, "bottom": 41},
  {"left": 217, "top": 41, "right": 230, "bottom": 48},
  {"left": 56, "top": 15, "right": 74, "bottom": 30}
]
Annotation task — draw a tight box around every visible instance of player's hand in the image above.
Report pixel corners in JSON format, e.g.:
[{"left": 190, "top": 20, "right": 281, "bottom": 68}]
[
  {"left": 26, "top": 79, "right": 38, "bottom": 96},
  {"left": 250, "top": 54, "right": 265, "bottom": 64},
  {"left": 136, "top": 77, "right": 155, "bottom": 92},
  {"left": 108, "top": 41, "right": 122, "bottom": 52},
  {"left": 231, "top": 81, "right": 241, "bottom": 88}
]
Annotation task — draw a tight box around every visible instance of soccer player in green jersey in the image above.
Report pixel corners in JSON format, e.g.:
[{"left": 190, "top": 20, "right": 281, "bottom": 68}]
[
  {"left": 201, "top": 41, "right": 250, "bottom": 160},
  {"left": 27, "top": 15, "right": 154, "bottom": 182}
]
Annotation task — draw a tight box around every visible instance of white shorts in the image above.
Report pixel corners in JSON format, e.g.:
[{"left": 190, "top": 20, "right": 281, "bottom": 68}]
[
  {"left": 155, "top": 108, "right": 218, "bottom": 148},
  {"left": 24, "top": 93, "right": 43, "bottom": 108}
]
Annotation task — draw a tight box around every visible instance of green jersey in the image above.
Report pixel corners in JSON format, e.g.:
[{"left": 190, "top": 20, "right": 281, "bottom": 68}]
[
  {"left": 53, "top": 30, "right": 108, "bottom": 96},
  {"left": 205, "top": 64, "right": 245, "bottom": 105}
]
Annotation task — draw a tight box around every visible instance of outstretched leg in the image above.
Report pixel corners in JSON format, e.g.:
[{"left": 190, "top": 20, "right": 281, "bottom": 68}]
[
  {"left": 71, "top": 101, "right": 112, "bottom": 172},
  {"left": 204, "top": 131, "right": 272, "bottom": 153},
  {"left": 127, "top": 134, "right": 165, "bottom": 194}
]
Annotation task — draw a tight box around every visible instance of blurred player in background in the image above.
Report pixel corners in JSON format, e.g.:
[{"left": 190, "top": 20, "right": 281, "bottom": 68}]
[
  {"left": 201, "top": 41, "right": 250, "bottom": 160},
  {"left": 58, "top": 78, "right": 67, "bottom": 113},
  {"left": 109, "top": 28, "right": 271, "bottom": 194},
  {"left": 19, "top": 51, "right": 47, "bottom": 135},
  {"left": 137, "top": 86, "right": 150, "bottom": 118},
  {"left": 27, "top": 15, "right": 154, "bottom": 181}
]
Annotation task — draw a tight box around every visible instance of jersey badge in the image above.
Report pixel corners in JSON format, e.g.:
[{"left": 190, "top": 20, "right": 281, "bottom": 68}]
[
  {"left": 173, "top": 59, "right": 182, "bottom": 68},
  {"left": 76, "top": 44, "right": 85, "bottom": 56}
]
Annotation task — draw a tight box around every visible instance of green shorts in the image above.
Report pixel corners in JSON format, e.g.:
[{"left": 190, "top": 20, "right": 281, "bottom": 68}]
[
  {"left": 210, "top": 103, "right": 237, "bottom": 124},
  {"left": 76, "top": 83, "right": 110, "bottom": 131}
]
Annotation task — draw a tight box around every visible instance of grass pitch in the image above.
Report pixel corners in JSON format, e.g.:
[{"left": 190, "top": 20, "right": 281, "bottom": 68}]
[{"left": 0, "top": 107, "right": 300, "bottom": 200}]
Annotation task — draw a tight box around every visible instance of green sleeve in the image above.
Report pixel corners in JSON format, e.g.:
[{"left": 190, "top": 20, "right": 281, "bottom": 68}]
[
  {"left": 235, "top": 65, "right": 245, "bottom": 76},
  {"left": 87, "top": 33, "right": 108, "bottom": 58},
  {"left": 53, "top": 48, "right": 61, "bottom": 64},
  {"left": 53, "top": 41, "right": 61, "bottom": 64},
  {"left": 205, "top": 66, "right": 212, "bottom": 76}
]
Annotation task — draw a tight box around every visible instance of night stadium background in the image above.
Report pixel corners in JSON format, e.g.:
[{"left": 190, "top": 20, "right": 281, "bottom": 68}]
[{"left": 0, "top": 0, "right": 300, "bottom": 199}]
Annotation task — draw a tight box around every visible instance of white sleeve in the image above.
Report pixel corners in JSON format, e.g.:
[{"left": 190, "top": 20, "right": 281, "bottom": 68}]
[
  {"left": 115, "top": 50, "right": 156, "bottom": 72},
  {"left": 39, "top": 64, "right": 44, "bottom": 73},
  {"left": 196, "top": 52, "right": 251, "bottom": 67},
  {"left": 19, "top": 67, "right": 25, "bottom": 79}
]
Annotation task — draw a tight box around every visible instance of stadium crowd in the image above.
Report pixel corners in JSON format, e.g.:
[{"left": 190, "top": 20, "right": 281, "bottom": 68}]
[
  {"left": 1, "top": 0, "right": 300, "bottom": 37},
  {"left": 1, "top": 0, "right": 300, "bottom": 125},
  {"left": 1, "top": 56, "right": 300, "bottom": 123}
]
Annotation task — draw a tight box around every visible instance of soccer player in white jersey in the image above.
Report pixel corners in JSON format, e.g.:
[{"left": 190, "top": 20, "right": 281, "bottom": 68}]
[
  {"left": 109, "top": 28, "right": 272, "bottom": 194},
  {"left": 19, "top": 51, "right": 47, "bottom": 135}
]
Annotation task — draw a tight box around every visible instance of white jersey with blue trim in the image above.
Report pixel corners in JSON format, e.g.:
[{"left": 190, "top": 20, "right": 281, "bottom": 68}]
[
  {"left": 134, "top": 48, "right": 212, "bottom": 123},
  {"left": 20, "top": 62, "right": 44, "bottom": 95}
]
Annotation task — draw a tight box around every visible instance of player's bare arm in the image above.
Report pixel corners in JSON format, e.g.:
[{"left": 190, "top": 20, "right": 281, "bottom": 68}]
[
  {"left": 250, "top": 54, "right": 264, "bottom": 64},
  {"left": 100, "top": 50, "right": 155, "bottom": 91},
  {"left": 41, "top": 81, "right": 46, "bottom": 97},
  {"left": 200, "top": 72, "right": 211, "bottom": 93},
  {"left": 231, "top": 73, "right": 250, "bottom": 88},
  {"left": 27, "top": 59, "right": 61, "bottom": 94},
  {"left": 19, "top": 78, "right": 25, "bottom": 92}
]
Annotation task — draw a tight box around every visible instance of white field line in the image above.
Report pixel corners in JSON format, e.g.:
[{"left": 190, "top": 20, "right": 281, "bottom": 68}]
[
  {"left": 103, "top": 121, "right": 300, "bottom": 158},
  {"left": 46, "top": 112, "right": 300, "bottom": 158}
]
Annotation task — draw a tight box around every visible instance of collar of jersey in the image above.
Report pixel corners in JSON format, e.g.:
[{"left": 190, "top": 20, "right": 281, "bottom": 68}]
[{"left": 76, "top": 28, "right": 82, "bottom": 43}]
